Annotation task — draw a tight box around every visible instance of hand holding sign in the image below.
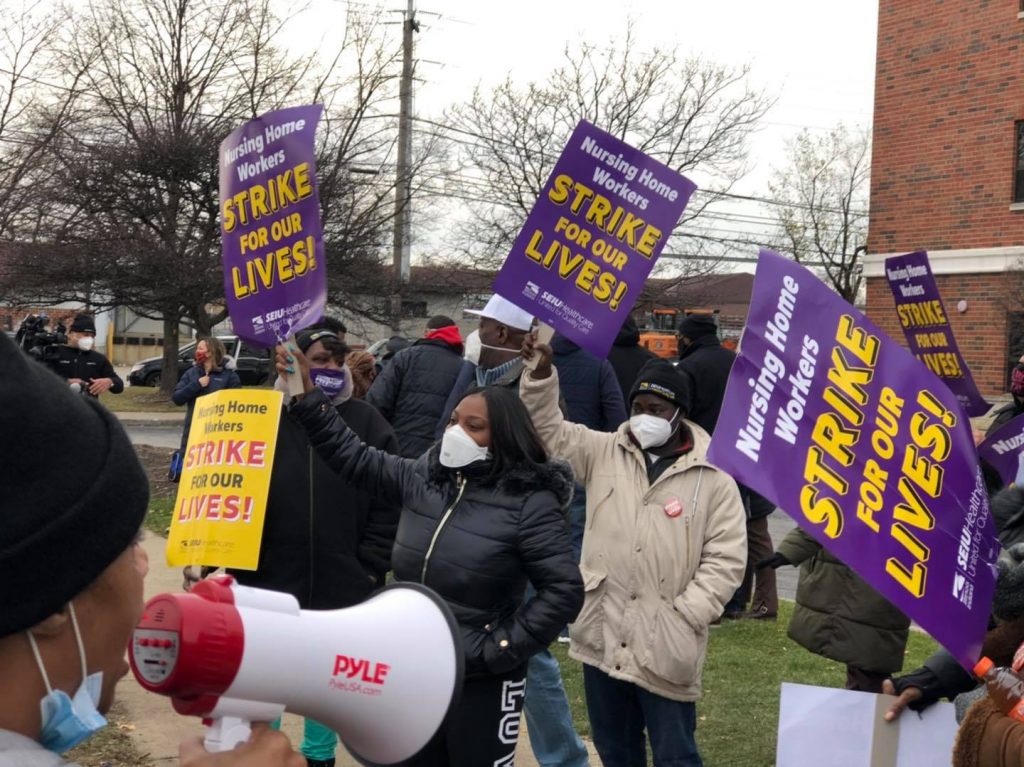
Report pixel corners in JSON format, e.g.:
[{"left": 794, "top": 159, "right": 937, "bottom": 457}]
[
  {"left": 220, "top": 105, "right": 326, "bottom": 349},
  {"left": 275, "top": 343, "right": 314, "bottom": 396},
  {"left": 493, "top": 120, "right": 696, "bottom": 358},
  {"left": 708, "top": 250, "right": 999, "bottom": 670},
  {"left": 521, "top": 329, "right": 554, "bottom": 379},
  {"left": 167, "top": 389, "right": 283, "bottom": 570}
]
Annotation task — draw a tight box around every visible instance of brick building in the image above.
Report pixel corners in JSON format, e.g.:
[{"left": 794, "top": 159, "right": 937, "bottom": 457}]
[{"left": 864, "top": 0, "right": 1024, "bottom": 395}]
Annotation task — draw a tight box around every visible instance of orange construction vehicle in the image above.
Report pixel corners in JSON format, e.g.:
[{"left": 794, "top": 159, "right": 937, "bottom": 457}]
[
  {"left": 638, "top": 309, "right": 683, "bottom": 358},
  {"left": 639, "top": 309, "right": 727, "bottom": 358}
]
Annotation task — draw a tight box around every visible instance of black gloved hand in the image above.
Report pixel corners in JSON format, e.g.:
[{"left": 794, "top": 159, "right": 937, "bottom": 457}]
[{"left": 755, "top": 553, "right": 790, "bottom": 570}]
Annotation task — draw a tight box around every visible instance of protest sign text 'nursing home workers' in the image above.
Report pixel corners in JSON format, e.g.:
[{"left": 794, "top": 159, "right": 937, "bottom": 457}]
[
  {"left": 167, "top": 389, "right": 283, "bottom": 570},
  {"left": 709, "top": 250, "right": 999, "bottom": 670},
  {"left": 884, "top": 251, "right": 989, "bottom": 417},
  {"left": 493, "top": 120, "right": 696, "bottom": 358},
  {"left": 220, "top": 104, "right": 326, "bottom": 346}
]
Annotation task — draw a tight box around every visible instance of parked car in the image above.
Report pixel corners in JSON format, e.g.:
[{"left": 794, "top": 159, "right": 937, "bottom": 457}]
[{"left": 127, "top": 335, "right": 272, "bottom": 387}]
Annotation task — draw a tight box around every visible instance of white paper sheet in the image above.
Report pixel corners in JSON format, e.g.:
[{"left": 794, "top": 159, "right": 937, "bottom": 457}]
[{"left": 776, "top": 682, "right": 957, "bottom": 767}]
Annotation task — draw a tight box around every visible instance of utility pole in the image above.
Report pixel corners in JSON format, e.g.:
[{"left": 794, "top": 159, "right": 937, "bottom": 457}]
[{"left": 392, "top": 0, "right": 416, "bottom": 288}]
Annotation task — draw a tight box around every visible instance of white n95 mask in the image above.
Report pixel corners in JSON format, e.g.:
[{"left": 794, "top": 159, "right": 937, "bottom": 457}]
[
  {"left": 629, "top": 410, "right": 679, "bottom": 450},
  {"left": 439, "top": 425, "right": 490, "bottom": 468}
]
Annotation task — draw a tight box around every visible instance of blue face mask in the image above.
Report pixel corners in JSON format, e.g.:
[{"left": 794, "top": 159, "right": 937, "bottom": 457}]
[
  {"left": 310, "top": 367, "right": 347, "bottom": 400},
  {"left": 28, "top": 603, "right": 107, "bottom": 753}
]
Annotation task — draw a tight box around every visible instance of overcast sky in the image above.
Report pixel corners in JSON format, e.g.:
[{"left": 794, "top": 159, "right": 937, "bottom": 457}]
[
  {"left": 50, "top": 0, "right": 878, "bottom": 267},
  {"left": 296, "top": 0, "right": 877, "bottom": 190},
  {"left": 285, "top": 0, "right": 878, "bottom": 264}
]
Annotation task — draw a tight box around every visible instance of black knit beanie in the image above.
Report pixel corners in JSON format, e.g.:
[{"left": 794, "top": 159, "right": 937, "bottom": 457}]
[
  {"left": 0, "top": 332, "right": 148, "bottom": 637},
  {"left": 678, "top": 313, "right": 718, "bottom": 340},
  {"left": 629, "top": 358, "right": 692, "bottom": 414},
  {"left": 296, "top": 328, "right": 338, "bottom": 353}
]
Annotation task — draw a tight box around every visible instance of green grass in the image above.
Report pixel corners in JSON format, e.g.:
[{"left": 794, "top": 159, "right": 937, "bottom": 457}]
[
  {"left": 103, "top": 382, "right": 268, "bottom": 411},
  {"left": 145, "top": 496, "right": 176, "bottom": 535},
  {"left": 553, "top": 600, "right": 939, "bottom": 766},
  {"left": 101, "top": 385, "right": 179, "bottom": 412},
  {"left": 550, "top": 642, "right": 591, "bottom": 738},
  {"left": 135, "top": 486, "right": 941, "bottom": 766}
]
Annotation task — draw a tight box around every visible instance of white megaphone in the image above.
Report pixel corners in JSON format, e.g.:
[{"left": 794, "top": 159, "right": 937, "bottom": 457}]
[{"left": 129, "top": 575, "right": 463, "bottom": 765}]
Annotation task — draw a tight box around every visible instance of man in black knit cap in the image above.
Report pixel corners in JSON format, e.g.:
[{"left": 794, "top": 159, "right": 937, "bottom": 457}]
[
  {"left": 674, "top": 313, "right": 733, "bottom": 436},
  {"left": 0, "top": 333, "right": 302, "bottom": 767},
  {"left": 521, "top": 346, "right": 746, "bottom": 767}
]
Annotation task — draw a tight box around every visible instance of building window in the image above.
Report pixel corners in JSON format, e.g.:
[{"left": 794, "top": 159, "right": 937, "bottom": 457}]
[
  {"left": 1016, "top": 122, "right": 1024, "bottom": 203},
  {"left": 401, "top": 300, "right": 427, "bottom": 318}
]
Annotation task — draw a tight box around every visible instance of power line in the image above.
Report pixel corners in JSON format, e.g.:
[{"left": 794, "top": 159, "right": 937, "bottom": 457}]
[{"left": 0, "top": 68, "right": 870, "bottom": 217}]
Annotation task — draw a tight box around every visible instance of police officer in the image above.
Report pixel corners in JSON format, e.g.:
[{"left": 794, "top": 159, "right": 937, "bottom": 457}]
[{"left": 42, "top": 314, "right": 123, "bottom": 397}]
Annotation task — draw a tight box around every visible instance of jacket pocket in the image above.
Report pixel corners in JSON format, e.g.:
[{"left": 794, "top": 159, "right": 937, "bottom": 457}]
[
  {"left": 569, "top": 566, "right": 607, "bottom": 653},
  {"left": 642, "top": 603, "right": 705, "bottom": 686}
]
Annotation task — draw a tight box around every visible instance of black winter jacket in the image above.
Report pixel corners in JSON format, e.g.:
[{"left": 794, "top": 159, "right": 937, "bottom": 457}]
[
  {"left": 366, "top": 338, "right": 465, "bottom": 458},
  {"left": 551, "top": 334, "right": 626, "bottom": 431},
  {"left": 606, "top": 318, "right": 656, "bottom": 401},
  {"left": 229, "top": 400, "right": 400, "bottom": 610},
  {"left": 41, "top": 345, "right": 124, "bottom": 397},
  {"left": 676, "top": 335, "right": 736, "bottom": 435},
  {"left": 291, "top": 388, "right": 584, "bottom": 677}
]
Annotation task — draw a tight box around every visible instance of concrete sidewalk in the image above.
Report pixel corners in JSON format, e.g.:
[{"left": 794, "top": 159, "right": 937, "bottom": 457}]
[
  {"left": 121, "top": 533, "right": 600, "bottom": 766},
  {"left": 115, "top": 411, "right": 183, "bottom": 425}
]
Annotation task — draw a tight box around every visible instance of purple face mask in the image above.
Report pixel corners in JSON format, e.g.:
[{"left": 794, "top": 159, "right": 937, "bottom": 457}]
[{"left": 310, "top": 367, "right": 347, "bottom": 399}]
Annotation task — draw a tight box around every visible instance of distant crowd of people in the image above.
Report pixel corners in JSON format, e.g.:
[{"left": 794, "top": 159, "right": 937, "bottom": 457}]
[{"left": 6, "top": 301, "right": 1024, "bottom": 767}]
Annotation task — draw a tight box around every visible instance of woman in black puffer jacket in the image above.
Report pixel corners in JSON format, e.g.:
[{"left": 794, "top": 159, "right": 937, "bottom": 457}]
[{"left": 281, "top": 345, "right": 583, "bottom": 767}]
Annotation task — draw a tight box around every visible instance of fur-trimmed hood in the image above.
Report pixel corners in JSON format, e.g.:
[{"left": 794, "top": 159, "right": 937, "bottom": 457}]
[{"left": 425, "top": 446, "right": 575, "bottom": 511}]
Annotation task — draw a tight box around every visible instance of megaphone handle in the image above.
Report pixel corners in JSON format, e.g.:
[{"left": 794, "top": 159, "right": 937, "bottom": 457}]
[
  {"left": 203, "top": 715, "right": 252, "bottom": 753},
  {"left": 284, "top": 335, "right": 305, "bottom": 398}
]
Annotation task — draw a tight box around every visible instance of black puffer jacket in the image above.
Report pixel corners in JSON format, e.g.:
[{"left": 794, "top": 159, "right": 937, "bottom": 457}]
[
  {"left": 676, "top": 335, "right": 736, "bottom": 435},
  {"left": 229, "top": 400, "right": 400, "bottom": 610},
  {"left": 366, "top": 338, "right": 465, "bottom": 458},
  {"left": 291, "top": 388, "right": 584, "bottom": 677},
  {"left": 606, "top": 317, "right": 656, "bottom": 400}
]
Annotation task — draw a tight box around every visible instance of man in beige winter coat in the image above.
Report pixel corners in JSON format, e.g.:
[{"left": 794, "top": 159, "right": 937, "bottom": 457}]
[{"left": 521, "top": 341, "right": 746, "bottom": 767}]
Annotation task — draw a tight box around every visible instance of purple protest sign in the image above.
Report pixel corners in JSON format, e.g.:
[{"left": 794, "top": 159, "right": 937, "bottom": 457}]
[
  {"left": 220, "top": 105, "right": 326, "bottom": 346},
  {"left": 708, "top": 250, "right": 999, "bottom": 669},
  {"left": 978, "top": 414, "right": 1024, "bottom": 487},
  {"left": 492, "top": 120, "right": 696, "bottom": 358},
  {"left": 884, "top": 251, "right": 989, "bottom": 417}
]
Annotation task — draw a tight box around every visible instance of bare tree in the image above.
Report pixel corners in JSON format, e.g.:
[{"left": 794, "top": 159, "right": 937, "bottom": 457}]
[
  {"left": 0, "top": 5, "right": 89, "bottom": 248},
  {"left": 768, "top": 124, "right": 871, "bottom": 303},
  {"left": 312, "top": 11, "right": 451, "bottom": 328},
  {"left": 440, "top": 26, "right": 772, "bottom": 271},
  {"left": 19, "top": 0, "right": 425, "bottom": 395},
  {"left": 25, "top": 0, "right": 315, "bottom": 392},
  {"left": 0, "top": 1, "right": 449, "bottom": 378}
]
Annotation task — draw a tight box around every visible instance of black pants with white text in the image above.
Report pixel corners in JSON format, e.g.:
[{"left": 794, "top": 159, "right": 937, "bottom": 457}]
[{"left": 401, "top": 665, "right": 527, "bottom": 767}]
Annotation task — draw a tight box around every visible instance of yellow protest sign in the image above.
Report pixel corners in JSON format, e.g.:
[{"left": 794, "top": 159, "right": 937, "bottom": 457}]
[{"left": 166, "top": 388, "right": 283, "bottom": 569}]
